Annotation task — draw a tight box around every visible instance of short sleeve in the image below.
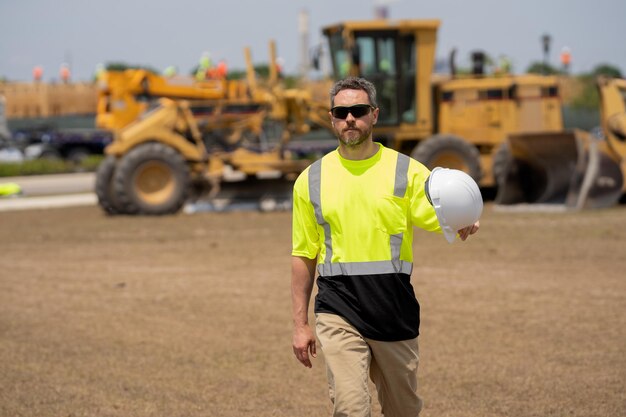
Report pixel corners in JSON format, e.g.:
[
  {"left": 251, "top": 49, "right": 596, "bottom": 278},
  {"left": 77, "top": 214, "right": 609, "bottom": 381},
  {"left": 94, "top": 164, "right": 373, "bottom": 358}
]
[
  {"left": 407, "top": 161, "right": 442, "bottom": 233},
  {"left": 291, "top": 170, "right": 321, "bottom": 259}
]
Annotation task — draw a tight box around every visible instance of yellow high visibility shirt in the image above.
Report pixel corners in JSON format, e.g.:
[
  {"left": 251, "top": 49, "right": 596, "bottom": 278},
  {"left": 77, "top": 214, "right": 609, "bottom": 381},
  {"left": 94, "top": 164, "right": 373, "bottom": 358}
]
[{"left": 292, "top": 143, "right": 441, "bottom": 277}]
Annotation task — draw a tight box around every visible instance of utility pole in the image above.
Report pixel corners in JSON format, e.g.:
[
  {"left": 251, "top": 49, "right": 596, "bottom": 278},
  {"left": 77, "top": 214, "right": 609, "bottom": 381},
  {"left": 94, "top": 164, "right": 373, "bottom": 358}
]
[
  {"left": 541, "top": 33, "right": 551, "bottom": 74},
  {"left": 298, "top": 9, "right": 310, "bottom": 79}
]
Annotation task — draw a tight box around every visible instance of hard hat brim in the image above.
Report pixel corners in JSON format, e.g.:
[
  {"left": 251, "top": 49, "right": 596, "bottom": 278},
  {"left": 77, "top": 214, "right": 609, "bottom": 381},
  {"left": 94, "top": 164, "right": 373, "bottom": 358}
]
[
  {"left": 442, "top": 227, "right": 457, "bottom": 243},
  {"left": 426, "top": 167, "right": 456, "bottom": 243}
]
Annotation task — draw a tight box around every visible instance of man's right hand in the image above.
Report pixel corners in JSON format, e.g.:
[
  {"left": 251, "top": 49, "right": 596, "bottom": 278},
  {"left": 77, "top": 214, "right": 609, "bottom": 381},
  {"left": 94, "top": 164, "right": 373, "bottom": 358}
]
[{"left": 292, "top": 324, "right": 317, "bottom": 368}]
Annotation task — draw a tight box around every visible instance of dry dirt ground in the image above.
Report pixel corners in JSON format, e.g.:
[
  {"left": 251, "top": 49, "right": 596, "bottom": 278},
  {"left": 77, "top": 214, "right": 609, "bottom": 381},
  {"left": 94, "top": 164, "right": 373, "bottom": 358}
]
[{"left": 0, "top": 203, "right": 625, "bottom": 417}]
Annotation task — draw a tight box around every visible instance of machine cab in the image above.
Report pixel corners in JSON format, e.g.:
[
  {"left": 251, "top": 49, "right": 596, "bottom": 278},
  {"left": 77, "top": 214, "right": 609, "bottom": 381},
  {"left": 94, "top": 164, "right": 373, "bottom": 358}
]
[{"left": 323, "top": 20, "right": 439, "bottom": 133}]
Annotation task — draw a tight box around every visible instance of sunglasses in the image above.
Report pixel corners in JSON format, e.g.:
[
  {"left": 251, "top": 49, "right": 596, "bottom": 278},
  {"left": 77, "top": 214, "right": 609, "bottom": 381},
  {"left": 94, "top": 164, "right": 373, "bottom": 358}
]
[{"left": 330, "top": 104, "right": 374, "bottom": 119}]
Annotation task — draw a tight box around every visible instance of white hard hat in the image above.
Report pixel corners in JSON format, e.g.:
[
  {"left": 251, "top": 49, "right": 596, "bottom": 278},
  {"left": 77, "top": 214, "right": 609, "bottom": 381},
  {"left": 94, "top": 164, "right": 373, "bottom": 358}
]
[{"left": 426, "top": 167, "right": 483, "bottom": 243}]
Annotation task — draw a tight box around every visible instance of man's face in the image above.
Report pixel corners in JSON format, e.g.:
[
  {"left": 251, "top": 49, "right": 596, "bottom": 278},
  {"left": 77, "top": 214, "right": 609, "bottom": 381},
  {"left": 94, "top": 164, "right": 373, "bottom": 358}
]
[{"left": 330, "top": 89, "right": 379, "bottom": 148}]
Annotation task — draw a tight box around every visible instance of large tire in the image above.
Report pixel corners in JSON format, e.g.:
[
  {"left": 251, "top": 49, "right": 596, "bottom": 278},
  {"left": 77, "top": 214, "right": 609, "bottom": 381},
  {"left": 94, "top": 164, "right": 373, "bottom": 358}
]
[
  {"left": 411, "top": 135, "right": 482, "bottom": 183},
  {"left": 112, "top": 142, "right": 190, "bottom": 215},
  {"left": 95, "top": 155, "right": 124, "bottom": 215},
  {"left": 491, "top": 142, "right": 512, "bottom": 188}
]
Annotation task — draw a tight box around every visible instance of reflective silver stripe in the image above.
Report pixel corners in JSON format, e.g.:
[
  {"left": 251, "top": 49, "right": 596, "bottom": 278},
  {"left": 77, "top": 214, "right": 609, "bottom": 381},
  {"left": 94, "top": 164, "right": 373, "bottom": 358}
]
[
  {"left": 390, "top": 153, "right": 410, "bottom": 273},
  {"left": 394, "top": 153, "right": 410, "bottom": 197},
  {"left": 318, "top": 260, "right": 413, "bottom": 277},
  {"left": 390, "top": 234, "right": 403, "bottom": 272},
  {"left": 308, "top": 160, "right": 333, "bottom": 264},
  {"left": 311, "top": 152, "right": 413, "bottom": 277}
]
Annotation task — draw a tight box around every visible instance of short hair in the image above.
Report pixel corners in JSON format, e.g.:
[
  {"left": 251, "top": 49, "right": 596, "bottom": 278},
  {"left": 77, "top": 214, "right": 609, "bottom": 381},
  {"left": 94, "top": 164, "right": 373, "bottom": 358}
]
[{"left": 329, "top": 77, "right": 378, "bottom": 109}]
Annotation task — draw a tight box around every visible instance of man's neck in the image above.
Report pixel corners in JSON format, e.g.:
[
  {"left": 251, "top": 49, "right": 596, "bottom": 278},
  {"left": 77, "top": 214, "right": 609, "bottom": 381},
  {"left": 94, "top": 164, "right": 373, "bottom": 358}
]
[{"left": 338, "top": 140, "right": 379, "bottom": 161}]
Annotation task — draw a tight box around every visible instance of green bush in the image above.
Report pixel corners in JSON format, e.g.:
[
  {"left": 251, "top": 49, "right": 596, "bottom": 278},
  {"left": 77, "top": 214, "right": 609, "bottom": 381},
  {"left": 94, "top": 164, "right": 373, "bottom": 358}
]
[{"left": 0, "top": 155, "right": 104, "bottom": 178}]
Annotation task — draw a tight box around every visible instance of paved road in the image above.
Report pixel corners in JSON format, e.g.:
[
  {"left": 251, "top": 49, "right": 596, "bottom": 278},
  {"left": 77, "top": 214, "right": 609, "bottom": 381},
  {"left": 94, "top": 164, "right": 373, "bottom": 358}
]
[
  {"left": 4, "top": 172, "right": 95, "bottom": 196},
  {"left": 0, "top": 173, "right": 96, "bottom": 212}
]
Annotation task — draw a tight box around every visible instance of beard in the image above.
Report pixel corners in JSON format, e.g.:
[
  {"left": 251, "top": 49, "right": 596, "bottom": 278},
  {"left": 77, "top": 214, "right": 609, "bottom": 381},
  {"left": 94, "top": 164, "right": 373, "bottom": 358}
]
[{"left": 335, "top": 123, "right": 373, "bottom": 148}]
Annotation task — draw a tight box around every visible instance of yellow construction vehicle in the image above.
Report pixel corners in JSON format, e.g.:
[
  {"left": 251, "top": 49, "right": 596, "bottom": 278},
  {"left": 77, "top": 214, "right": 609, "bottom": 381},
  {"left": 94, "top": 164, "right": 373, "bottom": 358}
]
[
  {"left": 495, "top": 76, "right": 626, "bottom": 208},
  {"left": 96, "top": 69, "right": 232, "bottom": 130},
  {"left": 600, "top": 77, "right": 626, "bottom": 182},
  {"left": 95, "top": 42, "right": 332, "bottom": 214},
  {"left": 321, "top": 19, "right": 563, "bottom": 186},
  {"left": 320, "top": 19, "right": 625, "bottom": 208},
  {"left": 95, "top": 18, "right": 625, "bottom": 215},
  {"left": 95, "top": 41, "right": 329, "bottom": 134},
  {"left": 96, "top": 97, "right": 316, "bottom": 214}
]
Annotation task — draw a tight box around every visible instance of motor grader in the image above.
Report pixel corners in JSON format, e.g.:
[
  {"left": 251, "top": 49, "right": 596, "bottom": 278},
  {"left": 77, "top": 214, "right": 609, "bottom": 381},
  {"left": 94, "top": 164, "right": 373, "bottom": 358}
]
[
  {"left": 95, "top": 41, "right": 331, "bottom": 133},
  {"left": 95, "top": 41, "right": 333, "bottom": 215},
  {"left": 95, "top": 97, "right": 318, "bottom": 214},
  {"left": 97, "top": 68, "right": 239, "bottom": 131}
]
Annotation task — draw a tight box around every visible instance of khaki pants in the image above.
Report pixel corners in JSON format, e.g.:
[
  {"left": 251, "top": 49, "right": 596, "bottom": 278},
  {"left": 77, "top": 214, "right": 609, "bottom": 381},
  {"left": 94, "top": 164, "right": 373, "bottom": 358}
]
[{"left": 316, "top": 313, "right": 423, "bottom": 417}]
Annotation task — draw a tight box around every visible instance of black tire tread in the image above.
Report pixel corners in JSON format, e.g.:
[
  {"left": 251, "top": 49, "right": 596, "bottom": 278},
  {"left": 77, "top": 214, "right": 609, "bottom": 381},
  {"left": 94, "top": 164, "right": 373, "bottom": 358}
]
[
  {"left": 491, "top": 142, "right": 512, "bottom": 187},
  {"left": 95, "top": 156, "right": 123, "bottom": 215},
  {"left": 411, "top": 134, "right": 482, "bottom": 182}
]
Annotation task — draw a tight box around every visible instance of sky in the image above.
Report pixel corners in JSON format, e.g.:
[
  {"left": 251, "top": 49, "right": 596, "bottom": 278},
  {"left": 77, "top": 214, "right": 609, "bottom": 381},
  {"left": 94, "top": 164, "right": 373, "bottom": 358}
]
[{"left": 1, "top": 0, "right": 625, "bottom": 82}]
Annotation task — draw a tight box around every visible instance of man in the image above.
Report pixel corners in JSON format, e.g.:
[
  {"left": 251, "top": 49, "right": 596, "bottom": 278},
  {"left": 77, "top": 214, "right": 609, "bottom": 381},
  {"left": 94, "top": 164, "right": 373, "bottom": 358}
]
[{"left": 291, "top": 77, "right": 479, "bottom": 416}]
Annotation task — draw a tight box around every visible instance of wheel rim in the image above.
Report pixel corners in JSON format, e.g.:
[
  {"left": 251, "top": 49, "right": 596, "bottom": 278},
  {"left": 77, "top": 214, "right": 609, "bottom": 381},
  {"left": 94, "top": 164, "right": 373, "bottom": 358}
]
[{"left": 133, "top": 161, "right": 176, "bottom": 205}]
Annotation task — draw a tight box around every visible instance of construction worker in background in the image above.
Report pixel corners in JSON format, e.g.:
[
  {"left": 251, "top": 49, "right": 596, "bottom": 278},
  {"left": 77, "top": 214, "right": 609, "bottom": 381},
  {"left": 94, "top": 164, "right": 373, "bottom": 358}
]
[
  {"left": 497, "top": 55, "right": 512, "bottom": 75},
  {"left": 196, "top": 52, "right": 212, "bottom": 81},
  {"left": 32, "top": 66, "right": 43, "bottom": 82},
  {"left": 163, "top": 65, "right": 178, "bottom": 77},
  {"left": 94, "top": 63, "right": 106, "bottom": 82},
  {"left": 291, "top": 77, "right": 480, "bottom": 417},
  {"left": 60, "top": 63, "right": 70, "bottom": 83},
  {"left": 275, "top": 57, "right": 284, "bottom": 78},
  {"left": 215, "top": 61, "right": 228, "bottom": 78},
  {"left": 560, "top": 47, "right": 572, "bottom": 74},
  {"left": 207, "top": 60, "right": 227, "bottom": 79}
]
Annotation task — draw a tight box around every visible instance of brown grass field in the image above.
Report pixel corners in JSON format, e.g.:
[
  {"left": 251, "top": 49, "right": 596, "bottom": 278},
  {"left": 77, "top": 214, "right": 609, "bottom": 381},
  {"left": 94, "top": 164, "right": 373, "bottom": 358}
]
[{"left": 0, "top": 203, "right": 624, "bottom": 417}]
